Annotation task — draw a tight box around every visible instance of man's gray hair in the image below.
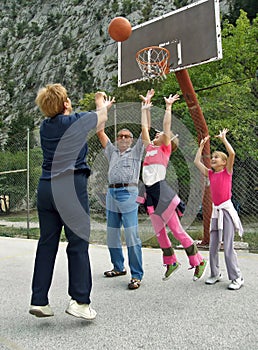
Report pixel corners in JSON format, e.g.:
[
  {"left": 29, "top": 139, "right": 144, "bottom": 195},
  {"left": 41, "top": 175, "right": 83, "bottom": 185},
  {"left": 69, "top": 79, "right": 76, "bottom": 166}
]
[{"left": 117, "top": 128, "right": 133, "bottom": 138}]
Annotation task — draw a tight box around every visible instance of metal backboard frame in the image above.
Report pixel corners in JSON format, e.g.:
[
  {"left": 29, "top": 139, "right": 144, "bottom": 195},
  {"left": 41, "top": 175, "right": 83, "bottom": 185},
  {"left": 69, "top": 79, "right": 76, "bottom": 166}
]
[{"left": 118, "top": 0, "right": 222, "bottom": 86}]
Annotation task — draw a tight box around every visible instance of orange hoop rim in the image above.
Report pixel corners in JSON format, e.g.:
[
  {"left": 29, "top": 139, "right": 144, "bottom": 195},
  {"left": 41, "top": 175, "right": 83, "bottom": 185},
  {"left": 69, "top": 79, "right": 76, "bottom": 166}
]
[
  {"left": 135, "top": 46, "right": 170, "bottom": 78},
  {"left": 136, "top": 46, "right": 170, "bottom": 65}
]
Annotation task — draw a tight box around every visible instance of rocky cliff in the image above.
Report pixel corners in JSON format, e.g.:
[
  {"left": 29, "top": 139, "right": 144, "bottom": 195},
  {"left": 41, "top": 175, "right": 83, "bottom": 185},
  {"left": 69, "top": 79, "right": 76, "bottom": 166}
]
[{"left": 0, "top": 0, "right": 227, "bottom": 124}]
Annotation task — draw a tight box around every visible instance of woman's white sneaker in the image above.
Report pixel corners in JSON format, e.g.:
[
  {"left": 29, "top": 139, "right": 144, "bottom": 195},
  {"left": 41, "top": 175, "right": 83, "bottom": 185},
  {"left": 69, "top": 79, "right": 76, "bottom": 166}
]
[
  {"left": 65, "top": 299, "right": 97, "bottom": 320},
  {"left": 205, "top": 273, "right": 222, "bottom": 285},
  {"left": 29, "top": 304, "right": 54, "bottom": 317},
  {"left": 228, "top": 277, "right": 244, "bottom": 290}
]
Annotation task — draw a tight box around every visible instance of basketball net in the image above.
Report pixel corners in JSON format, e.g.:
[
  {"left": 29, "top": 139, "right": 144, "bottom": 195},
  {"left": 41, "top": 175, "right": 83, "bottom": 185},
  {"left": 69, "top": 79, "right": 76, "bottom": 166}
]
[{"left": 136, "top": 46, "right": 170, "bottom": 81}]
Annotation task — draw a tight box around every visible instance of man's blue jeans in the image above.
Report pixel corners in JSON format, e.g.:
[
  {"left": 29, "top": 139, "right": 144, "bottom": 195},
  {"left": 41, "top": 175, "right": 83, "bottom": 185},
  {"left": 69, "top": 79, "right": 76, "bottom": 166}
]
[{"left": 106, "top": 186, "right": 143, "bottom": 280}]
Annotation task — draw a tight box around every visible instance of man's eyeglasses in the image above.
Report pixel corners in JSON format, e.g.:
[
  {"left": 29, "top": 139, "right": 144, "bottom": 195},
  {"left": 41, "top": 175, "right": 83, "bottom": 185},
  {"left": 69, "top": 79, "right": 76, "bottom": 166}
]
[{"left": 117, "top": 134, "right": 132, "bottom": 139}]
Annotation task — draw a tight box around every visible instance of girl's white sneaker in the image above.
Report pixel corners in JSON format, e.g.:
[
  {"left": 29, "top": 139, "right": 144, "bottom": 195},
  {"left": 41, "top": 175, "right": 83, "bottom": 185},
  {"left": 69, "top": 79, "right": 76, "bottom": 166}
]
[
  {"left": 228, "top": 277, "right": 244, "bottom": 290},
  {"left": 205, "top": 273, "right": 222, "bottom": 285}
]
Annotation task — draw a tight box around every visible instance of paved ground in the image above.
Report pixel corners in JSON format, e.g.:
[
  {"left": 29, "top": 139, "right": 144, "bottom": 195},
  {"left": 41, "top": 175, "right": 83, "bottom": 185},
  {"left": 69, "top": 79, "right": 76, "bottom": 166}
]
[{"left": 1, "top": 236, "right": 258, "bottom": 350}]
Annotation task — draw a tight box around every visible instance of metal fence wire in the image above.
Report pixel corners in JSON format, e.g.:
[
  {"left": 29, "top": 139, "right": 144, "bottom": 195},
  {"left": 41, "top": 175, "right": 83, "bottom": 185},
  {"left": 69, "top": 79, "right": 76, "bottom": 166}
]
[{"left": 0, "top": 87, "right": 257, "bottom": 240}]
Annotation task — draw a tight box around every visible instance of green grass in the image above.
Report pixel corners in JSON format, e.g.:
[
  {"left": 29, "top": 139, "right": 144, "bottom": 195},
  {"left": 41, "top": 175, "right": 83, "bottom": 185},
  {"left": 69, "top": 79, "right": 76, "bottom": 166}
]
[
  {"left": 236, "top": 232, "right": 258, "bottom": 254},
  {"left": 0, "top": 210, "right": 39, "bottom": 222},
  {"left": 0, "top": 225, "right": 68, "bottom": 241}
]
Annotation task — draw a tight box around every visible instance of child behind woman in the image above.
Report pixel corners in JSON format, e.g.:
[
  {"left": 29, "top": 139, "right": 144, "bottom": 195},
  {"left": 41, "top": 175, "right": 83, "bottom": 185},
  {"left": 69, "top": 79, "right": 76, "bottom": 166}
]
[
  {"left": 194, "top": 129, "right": 244, "bottom": 290},
  {"left": 138, "top": 90, "right": 207, "bottom": 281}
]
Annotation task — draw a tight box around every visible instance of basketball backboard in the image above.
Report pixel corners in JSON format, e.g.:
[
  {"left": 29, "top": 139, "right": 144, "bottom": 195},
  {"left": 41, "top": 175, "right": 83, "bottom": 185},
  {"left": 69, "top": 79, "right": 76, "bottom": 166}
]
[{"left": 118, "top": 0, "right": 222, "bottom": 86}]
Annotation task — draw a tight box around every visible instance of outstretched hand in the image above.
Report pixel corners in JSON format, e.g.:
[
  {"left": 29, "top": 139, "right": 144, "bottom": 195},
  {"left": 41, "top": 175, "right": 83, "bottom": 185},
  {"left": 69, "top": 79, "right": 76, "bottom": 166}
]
[
  {"left": 104, "top": 95, "right": 115, "bottom": 110},
  {"left": 141, "top": 101, "right": 152, "bottom": 110},
  {"left": 199, "top": 135, "right": 210, "bottom": 147},
  {"left": 215, "top": 128, "right": 228, "bottom": 141},
  {"left": 95, "top": 91, "right": 115, "bottom": 110},
  {"left": 164, "top": 93, "right": 180, "bottom": 106},
  {"left": 139, "top": 88, "right": 155, "bottom": 103},
  {"left": 199, "top": 129, "right": 229, "bottom": 148}
]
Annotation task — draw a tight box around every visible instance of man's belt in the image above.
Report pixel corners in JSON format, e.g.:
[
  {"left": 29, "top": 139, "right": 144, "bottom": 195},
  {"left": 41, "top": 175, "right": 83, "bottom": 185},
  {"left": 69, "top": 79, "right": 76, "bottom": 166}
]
[{"left": 109, "top": 183, "right": 138, "bottom": 188}]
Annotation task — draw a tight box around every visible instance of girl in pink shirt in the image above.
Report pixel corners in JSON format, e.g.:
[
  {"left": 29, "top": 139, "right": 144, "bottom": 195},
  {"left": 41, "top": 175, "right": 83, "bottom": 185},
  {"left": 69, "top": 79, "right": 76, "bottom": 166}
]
[
  {"left": 138, "top": 90, "right": 207, "bottom": 281},
  {"left": 194, "top": 129, "right": 244, "bottom": 290}
]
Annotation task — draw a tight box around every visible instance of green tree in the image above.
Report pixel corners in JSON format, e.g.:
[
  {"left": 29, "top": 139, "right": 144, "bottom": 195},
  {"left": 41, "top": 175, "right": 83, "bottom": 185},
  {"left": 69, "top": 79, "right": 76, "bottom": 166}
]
[
  {"left": 5, "top": 109, "right": 36, "bottom": 152},
  {"left": 174, "top": 0, "right": 188, "bottom": 9},
  {"left": 158, "top": 11, "right": 258, "bottom": 159},
  {"left": 224, "top": 0, "right": 258, "bottom": 23},
  {"left": 79, "top": 92, "right": 96, "bottom": 111}
]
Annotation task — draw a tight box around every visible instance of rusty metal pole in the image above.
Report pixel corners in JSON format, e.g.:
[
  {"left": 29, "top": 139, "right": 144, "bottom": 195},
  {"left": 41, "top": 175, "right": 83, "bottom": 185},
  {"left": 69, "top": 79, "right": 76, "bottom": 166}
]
[{"left": 175, "top": 69, "right": 211, "bottom": 245}]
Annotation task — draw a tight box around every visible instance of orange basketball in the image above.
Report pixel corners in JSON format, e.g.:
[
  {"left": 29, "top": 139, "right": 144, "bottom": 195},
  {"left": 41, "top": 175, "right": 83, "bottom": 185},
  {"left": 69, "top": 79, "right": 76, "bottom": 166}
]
[{"left": 108, "top": 17, "right": 132, "bottom": 42}]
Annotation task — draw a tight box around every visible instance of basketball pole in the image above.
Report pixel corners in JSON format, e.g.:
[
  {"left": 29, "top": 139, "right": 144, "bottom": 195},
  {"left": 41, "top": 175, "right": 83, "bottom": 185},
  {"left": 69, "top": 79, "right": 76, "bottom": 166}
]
[{"left": 175, "top": 69, "right": 211, "bottom": 245}]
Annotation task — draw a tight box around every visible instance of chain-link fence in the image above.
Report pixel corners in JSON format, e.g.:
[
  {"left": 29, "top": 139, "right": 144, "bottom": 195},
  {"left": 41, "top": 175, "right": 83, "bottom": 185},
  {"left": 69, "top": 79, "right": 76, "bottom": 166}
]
[{"left": 0, "top": 97, "right": 257, "bottom": 240}]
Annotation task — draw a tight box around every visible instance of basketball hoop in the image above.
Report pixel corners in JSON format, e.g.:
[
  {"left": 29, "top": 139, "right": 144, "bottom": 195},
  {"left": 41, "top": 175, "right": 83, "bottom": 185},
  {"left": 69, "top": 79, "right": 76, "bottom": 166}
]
[{"left": 136, "top": 46, "right": 170, "bottom": 80}]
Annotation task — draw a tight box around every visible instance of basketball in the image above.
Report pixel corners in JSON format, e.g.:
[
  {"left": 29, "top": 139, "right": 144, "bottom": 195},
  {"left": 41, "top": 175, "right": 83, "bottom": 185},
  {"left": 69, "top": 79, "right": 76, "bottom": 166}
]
[{"left": 108, "top": 17, "right": 132, "bottom": 42}]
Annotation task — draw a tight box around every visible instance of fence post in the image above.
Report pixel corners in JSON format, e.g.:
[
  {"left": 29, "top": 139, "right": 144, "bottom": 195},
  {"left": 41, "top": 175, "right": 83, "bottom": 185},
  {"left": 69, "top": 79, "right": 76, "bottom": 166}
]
[
  {"left": 114, "top": 104, "right": 117, "bottom": 141},
  {"left": 26, "top": 128, "right": 30, "bottom": 238}
]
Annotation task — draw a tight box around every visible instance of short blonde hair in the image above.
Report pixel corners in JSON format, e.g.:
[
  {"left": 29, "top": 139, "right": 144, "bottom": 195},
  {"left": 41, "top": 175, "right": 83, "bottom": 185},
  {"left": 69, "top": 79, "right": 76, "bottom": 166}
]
[
  {"left": 35, "top": 83, "right": 68, "bottom": 117},
  {"left": 212, "top": 151, "right": 228, "bottom": 162}
]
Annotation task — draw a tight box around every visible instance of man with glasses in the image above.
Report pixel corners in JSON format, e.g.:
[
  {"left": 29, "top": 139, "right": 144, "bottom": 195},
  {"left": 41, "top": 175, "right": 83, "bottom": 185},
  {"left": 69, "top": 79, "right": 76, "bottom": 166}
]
[{"left": 97, "top": 127, "right": 144, "bottom": 289}]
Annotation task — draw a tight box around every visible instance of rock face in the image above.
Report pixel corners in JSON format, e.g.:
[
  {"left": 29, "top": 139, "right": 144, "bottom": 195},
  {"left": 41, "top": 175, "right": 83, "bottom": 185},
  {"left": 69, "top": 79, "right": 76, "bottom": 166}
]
[{"left": 0, "top": 0, "right": 227, "bottom": 123}]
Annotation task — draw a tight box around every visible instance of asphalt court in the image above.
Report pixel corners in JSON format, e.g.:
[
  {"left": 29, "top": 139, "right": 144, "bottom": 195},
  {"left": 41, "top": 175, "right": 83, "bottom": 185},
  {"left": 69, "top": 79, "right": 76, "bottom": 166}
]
[{"left": 0, "top": 236, "right": 258, "bottom": 350}]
